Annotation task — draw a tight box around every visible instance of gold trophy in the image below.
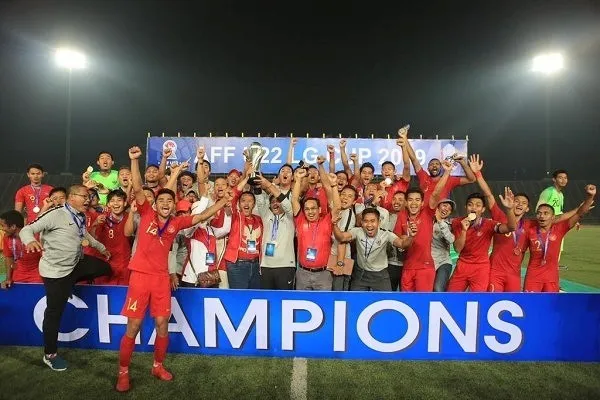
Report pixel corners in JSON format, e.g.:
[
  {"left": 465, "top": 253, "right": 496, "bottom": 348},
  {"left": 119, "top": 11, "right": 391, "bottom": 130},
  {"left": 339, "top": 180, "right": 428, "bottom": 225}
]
[{"left": 245, "top": 142, "right": 267, "bottom": 193}]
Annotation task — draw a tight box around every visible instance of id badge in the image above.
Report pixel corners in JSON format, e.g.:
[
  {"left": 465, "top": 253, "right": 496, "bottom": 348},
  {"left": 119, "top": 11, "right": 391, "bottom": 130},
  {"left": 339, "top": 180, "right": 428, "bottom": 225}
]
[
  {"left": 247, "top": 240, "right": 257, "bottom": 253},
  {"left": 265, "top": 242, "right": 276, "bottom": 257},
  {"left": 206, "top": 252, "right": 216, "bottom": 265},
  {"left": 306, "top": 247, "right": 317, "bottom": 261}
]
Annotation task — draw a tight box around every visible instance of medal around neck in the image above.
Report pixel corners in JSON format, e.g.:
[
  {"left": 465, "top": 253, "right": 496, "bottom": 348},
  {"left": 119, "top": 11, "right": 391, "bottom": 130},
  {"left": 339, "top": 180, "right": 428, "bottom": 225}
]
[{"left": 467, "top": 212, "right": 477, "bottom": 221}]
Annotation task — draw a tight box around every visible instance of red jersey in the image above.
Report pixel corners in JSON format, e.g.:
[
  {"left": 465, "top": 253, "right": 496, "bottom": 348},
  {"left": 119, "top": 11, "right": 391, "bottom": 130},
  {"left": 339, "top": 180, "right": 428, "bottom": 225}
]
[
  {"left": 304, "top": 186, "right": 330, "bottom": 216},
  {"left": 452, "top": 217, "right": 499, "bottom": 265},
  {"left": 295, "top": 212, "right": 332, "bottom": 268},
  {"left": 489, "top": 203, "right": 531, "bottom": 274},
  {"left": 83, "top": 209, "right": 104, "bottom": 259},
  {"left": 2, "top": 234, "right": 41, "bottom": 282},
  {"left": 15, "top": 184, "right": 53, "bottom": 223},
  {"left": 381, "top": 179, "right": 410, "bottom": 211},
  {"left": 128, "top": 200, "right": 194, "bottom": 276},
  {"left": 224, "top": 188, "right": 263, "bottom": 263},
  {"left": 95, "top": 213, "right": 131, "bottom": 269},
  {"left": 523, "top": 219, "right": 570, "bottom": 282},
  {"left": 393, "top": 206, "right": 435, "bottom": 270},
  {"left": 417, "top": 169, "right": 461, "bottom": 205}
]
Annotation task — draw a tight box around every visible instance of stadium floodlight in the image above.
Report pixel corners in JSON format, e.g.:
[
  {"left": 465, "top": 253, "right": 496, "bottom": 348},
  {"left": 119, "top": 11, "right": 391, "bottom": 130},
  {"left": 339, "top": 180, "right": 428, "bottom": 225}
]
[
  {"left": 55, "top": 48, "right": 87, "bottom": 70},
  {"left": 531, "top": 53, "right": 564, "bottom": 75}
]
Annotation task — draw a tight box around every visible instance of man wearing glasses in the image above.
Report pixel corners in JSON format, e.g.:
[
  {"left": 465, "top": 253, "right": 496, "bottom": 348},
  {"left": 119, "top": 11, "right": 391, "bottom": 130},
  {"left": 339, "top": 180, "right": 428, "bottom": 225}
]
[{"left": 20, "top": 184, "right": 112, "bottom": 371}]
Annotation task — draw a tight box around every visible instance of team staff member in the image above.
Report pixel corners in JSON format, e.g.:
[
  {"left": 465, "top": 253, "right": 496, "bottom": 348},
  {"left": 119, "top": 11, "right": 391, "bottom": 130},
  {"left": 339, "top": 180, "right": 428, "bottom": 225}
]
[
  {"left": 19, "top": 185, "right": 112, "bottom": 371},
  {"left": 15, "top": 163, "right": 53, "bottom": 223},
  {"left": 523, "top": 184, "right": 596, "bottom": 292},
  {"left": 431, "top": 199, "right": 456, "bottom": 292},
  {"left": 254, "top": 174, "right": 296, "bottom": 289},
  {"left": 0, "top": 210, "right": 42, "bottom": 287},
  {"left": 386, "top": 191, "right": 407, "bottom": 291},
  {"left": 292, "top": 167, "right": 340, "bottom": 290},
  {"left": 116, "top": 146, "right": 228, "bottom": 392},
  {"left": 331, "top": 185, "right": 359, "bottom": 291},
  {"left": 333, "top": 208, "right": 414, "bottom": 291}
]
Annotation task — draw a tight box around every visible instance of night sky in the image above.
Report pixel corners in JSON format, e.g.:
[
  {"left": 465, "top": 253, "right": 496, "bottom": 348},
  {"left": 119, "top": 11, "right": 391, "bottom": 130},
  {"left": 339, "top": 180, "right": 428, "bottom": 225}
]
[{"left": 1, "top": 0, "right": 599, "bottom": 179}]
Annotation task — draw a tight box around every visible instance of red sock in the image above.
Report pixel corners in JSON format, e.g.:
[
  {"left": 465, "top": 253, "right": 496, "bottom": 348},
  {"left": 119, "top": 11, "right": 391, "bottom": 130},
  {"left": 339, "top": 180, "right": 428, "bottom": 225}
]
[
  {"left": 119, "top": 335, "right": 136, "bottom": 369},
  {"left": 154, "top": 335, "right": 169, "bottom": 364}
]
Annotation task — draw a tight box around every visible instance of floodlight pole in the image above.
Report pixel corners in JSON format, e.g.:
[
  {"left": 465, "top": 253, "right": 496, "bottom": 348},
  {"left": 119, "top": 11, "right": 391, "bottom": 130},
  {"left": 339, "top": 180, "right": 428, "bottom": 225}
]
[
  {"left": 64, "top": 68, "right": 73, "bottom": 174},
  {"left": 544, "top": 83, "right": 550, "bottom": 178}
]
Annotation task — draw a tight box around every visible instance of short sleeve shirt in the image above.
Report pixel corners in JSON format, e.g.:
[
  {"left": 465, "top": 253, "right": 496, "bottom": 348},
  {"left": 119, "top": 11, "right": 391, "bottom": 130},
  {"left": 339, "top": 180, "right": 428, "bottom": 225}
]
[{"left": 349, "top": 227, "right": 398, "bottom": 272}]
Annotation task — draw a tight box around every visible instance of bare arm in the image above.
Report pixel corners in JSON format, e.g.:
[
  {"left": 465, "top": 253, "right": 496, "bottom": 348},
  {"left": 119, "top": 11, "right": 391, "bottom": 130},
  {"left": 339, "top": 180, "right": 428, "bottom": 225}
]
[
  {"left": 430, "top": 160, "right": 452, "bottom": 209},
  {"left": 469, "top": 154, "right": 495, "bottom": 209},
  {"left": 399, "top": 129, "right": 423, "bottom": 173},
  {"left": 339, "top": 140, "right": 353, "bottom": 178},
  {"left": 157, "top": 148, "right": 170, "bottom": 186},
  {"left": 453, "top": 218, "right": 470, "bottom": 253},
  {"left": 286, "top": 137, "right": 298, "bottom": 164},
  {"left": 124, "top": 205, "right": 136, "bottom": 237},
  {"left": 191, "top": 196, "right": 229, "bottom": 225},
  {"left": 128, "top": 147, "right": 146, "bottom": 206},
  {"left": 400, "top": 139, "right": 411, "bottom": 181},
  {"left": 291, "top": 168, "right": 307, "bottom": 216},
  {"left": 567, "top": 185, "right": 596, "bottom": 229},
  {"left": 333, "top": 224, "right": 353, "bottom": 243},
  {"left": 496, "top": 187, "right": 517, "bottom": 234},
  {"left": 327, "top": 145, "right": 336, "bottom": 174},
  {"left": 456, "top": 156, "right": 476, "bottom": 185}
]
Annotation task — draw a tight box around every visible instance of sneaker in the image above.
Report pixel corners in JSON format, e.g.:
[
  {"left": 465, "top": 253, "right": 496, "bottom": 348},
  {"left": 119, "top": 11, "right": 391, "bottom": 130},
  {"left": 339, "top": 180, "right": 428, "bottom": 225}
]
[
  {"left": 151, "top": 364, "right": 173, "bottom": 381},
  {"left": 115, "top": 370, "right": 130, "bottom": 392},
  {"left": 43, "top": 354, "right": 68, "bottom": 371}
]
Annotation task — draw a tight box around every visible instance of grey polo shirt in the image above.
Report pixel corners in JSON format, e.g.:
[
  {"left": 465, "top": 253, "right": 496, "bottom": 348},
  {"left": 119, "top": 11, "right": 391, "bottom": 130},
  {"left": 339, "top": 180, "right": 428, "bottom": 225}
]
[
  {"left": 19, "top": 205, "right": 107, "bottom": 279},
  {"left": 255, "top": 192, "right": 296, "bottom": 268},
  {"left": 349, "top": 227, "right": 398, "bottom": 272},
  {"left": 431, "top": 219, "right": 455, "bottom": 270}
]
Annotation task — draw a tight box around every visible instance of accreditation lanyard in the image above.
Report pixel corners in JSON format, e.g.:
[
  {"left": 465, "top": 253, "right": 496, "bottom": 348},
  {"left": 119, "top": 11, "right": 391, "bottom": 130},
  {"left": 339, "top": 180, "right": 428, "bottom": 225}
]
[
  {"left": 11, "top": 238, "right": 23, "bottom": 262},
  {"left": 308, "top": 220, "right": 320, "bottom": 248},
  {"left": 65, "top": 204, "right": 86, "bottom": 239},
  {"left": 106, "top": 213, "right": 124, "bottom": 228},
  {"left": 363, "top": 234, "right": 376, "bottom": 259},
  {"left": 270, "top": 215, "right": 281, "bottom": 242},
  {"left": 536, "top": 226, "right": 552, "bottom": 264},
  {"left": 199, "top": 227, "right": 215, "bottom": 253}
]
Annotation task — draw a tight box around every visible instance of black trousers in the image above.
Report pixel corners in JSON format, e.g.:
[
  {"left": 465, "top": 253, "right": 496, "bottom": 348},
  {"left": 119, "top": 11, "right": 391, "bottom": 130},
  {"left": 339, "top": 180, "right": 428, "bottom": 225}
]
[
  {"left": 260, "top": 267, "right": 296, "bottom": 290},
  {"left": 350, "top": 267, "right": 392, "bottom": 291},
  {"left": 388, "top": 264, "right": 404, "bottom": 292},
  {"left": 42, "top": 256, "right": 111, "bottom": 354}
]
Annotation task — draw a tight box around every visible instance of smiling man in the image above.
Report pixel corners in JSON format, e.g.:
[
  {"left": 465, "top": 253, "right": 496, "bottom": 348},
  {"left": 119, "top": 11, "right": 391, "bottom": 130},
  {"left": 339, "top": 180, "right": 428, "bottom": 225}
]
[{"left": 19, "top": 184, "right": 112, "bottom": 371}]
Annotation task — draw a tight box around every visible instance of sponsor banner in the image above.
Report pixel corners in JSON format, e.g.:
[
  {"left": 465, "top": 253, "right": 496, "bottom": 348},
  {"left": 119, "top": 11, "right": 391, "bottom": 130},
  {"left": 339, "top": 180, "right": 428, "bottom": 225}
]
[
  {"left": 146, "top": 137, "right": 468, "bottom": 175},
  {"left": 1, "top": 285, "right": 599, "bottom": 361}
]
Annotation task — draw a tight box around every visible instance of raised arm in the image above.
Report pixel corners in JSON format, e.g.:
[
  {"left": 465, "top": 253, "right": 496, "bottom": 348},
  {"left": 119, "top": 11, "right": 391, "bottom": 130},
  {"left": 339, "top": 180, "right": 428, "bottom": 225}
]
[
  {"left": 157, "top": 147, "right": 170, "bottom": 186},
  {"left": 286, "top": 137, "right": 298, "bottom": 164},
  {"left": 191, "top": 193, "right": 231, "bottom": 225},
  {"left": 291, "top": 168, "right": 307, "bottom": 216},
  {"left": 496, "top": 187, "right": 517, "bottom": 233},
  {"left": 327, "top": 144, "right": 336, "bottom": 174},
  {"left": 453, "top": 217, "right": 470, "bottom": 253},
  {"left": 392, "top": 221, "right": 417, "bottom": 249},
  {"left": 317, "top": 155, "right": 333, "bottom": 206},
  {"left": 455, "top": 155, "right": 476, "bottom": 185},
  {"left": 469, "top": 154, "right": 495, "bottom": 209},
  {"left": 567, "top": 185, "right": 596, "bottom": 229},
  {"left": 339, "top": 140, "right": 354, "bottom": 179},
  {"left": 164, "top": 162, "right": 187, "bottom": 193},
  {"left": 325, "top": 172, "right": 341, "bottom": 214},
  {"left": 196, "top": 146, "right": 208, "bottom": 196},
  {"left": 124, "top": 202, "right": 137, "bottom": 237},
  {"left": 332, "top": 224, "right": 353, "bottom": 243},
  {"left": 399, "top": 135, "right": 411, "bottom": 181},
  {"left": 429, "top": 160, "right": 452, "bottom": 209},
  {"left": 128, "top": 146, "right": 146, "bottom": 205},
  {"left": 400, "top": 128, "right": 423, "bottom": 174}
]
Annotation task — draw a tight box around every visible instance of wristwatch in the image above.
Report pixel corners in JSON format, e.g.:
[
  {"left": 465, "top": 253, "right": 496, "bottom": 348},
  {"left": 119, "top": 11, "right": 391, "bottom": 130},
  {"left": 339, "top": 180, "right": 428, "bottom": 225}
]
[{"left": 336, "top": 261, "right": 344, "bottom": 267}]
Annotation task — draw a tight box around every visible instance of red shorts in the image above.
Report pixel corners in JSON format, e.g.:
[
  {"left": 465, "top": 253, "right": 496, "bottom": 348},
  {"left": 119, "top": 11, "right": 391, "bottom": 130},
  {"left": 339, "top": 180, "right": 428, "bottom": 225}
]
[
  {"left": 12, "top": 269, "right": 43, "bottom": 283},
  {"left": 447, "top": 261, "right": 489, "bottom": 292},
  {"left": 523, "top": 279, "right": 559, "bottom": 293},
  {"left": 488, "top": 269, "right": 521, "bottom": 292},
  {"left": 401, "top": 268, "right": 435, "bottom": 292},
  {"left": 121, "top": 271, "right": 172, "bottom": 319}
]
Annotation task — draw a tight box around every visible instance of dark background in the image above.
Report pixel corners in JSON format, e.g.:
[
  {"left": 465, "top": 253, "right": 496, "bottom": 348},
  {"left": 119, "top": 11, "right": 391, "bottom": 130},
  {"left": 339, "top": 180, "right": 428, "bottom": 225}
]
[{"left": 1, "top": 0, "right": 599, "bottom": 179}]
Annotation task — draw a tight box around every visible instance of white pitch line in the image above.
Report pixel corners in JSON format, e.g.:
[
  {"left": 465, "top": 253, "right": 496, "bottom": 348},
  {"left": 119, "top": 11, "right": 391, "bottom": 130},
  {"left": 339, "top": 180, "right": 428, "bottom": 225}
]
[{"left": 290, "top": 357, "right": 308, "bottom": 400}]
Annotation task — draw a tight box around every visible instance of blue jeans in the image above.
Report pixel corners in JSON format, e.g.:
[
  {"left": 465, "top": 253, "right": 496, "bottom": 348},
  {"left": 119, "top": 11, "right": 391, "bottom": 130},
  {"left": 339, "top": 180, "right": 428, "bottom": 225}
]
[
  {"left": 227, "top": 259, "right": 260, "bottom": 289},
  {"left": 434, "top": 263, "right": 452, "bottom": 292}
]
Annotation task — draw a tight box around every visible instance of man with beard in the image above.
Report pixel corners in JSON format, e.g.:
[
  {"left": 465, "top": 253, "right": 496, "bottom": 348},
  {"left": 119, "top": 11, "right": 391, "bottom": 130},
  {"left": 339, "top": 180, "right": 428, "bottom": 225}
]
[
  {"left": 523, "top": 184, "right": 596, "bottom": 293},
  {"left": 292, "top": 167, "right": 340, "bottom": 290},
  {"left": 393, "top": 160, "right": 455, "bottom": 292},
  {"left": 387, "top": 191, "right": 407, "bottom": 291},
  {"left": 15, "top": 163, "right": 53, "bottom": 223},
  {"left": 20, "top": 184, "right": 112, "bottom": 371},
  {"left": 144, "top": 164, "right": 162, "bottom": 196},
  {"left": 116, "top": 146, "right": 228, "bottom": 392},
  {"left": 431, "top": 199, "right": 456, "bottom": 292},
  {"left": 253, "top": 173, "right": 296, "bottom": 289},
  {"left": 91, "top": 189, "right": 132, "bottom": 285},
  {"left": 333, "top": 208, "right": 415, "bottom": 291},
  {"left": 447, "top": 155, "right": 517, "bottom": 292},
  {"left": 84, "top": 152, "right": 120, "bottom": 205},
  {"left": 402, "top": 129, "right": 476, "bottom": 204}
]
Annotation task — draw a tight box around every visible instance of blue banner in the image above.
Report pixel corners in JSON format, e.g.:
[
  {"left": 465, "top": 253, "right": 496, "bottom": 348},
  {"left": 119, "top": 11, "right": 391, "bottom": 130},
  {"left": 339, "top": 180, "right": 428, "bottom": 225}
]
[
  {"left": 146, "top": 137, "right": 468, "bottom": 176},
  {"left": 1, "top": 284, "right": 599, "bottom": 361}
]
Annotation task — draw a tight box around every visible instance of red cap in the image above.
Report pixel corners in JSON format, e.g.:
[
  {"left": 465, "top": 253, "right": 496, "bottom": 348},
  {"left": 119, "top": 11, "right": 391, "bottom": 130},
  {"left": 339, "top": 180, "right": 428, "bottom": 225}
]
[
  {"left": 176, "top": 199, "right": 191, "bottom": 213},
  {"left": 228, "top": 169, "right": 241, "bottom": 176}
]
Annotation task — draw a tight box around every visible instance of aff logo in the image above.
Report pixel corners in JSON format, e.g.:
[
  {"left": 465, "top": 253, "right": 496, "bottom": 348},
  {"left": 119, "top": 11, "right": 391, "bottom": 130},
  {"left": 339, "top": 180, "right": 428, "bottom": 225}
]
[{"left": 163, "top": 140, "right": 178, "bottom": 160}]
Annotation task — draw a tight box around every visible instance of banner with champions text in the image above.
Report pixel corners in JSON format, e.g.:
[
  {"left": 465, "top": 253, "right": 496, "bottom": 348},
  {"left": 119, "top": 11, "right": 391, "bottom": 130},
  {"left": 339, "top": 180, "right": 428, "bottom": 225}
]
[
  {"left": 145, "top": 137, "right": 468, "bottom": 176},
  {"left": 1, "top": 284, "right": 599, "bottom": 361}
]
